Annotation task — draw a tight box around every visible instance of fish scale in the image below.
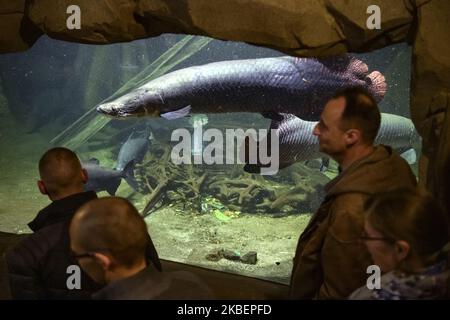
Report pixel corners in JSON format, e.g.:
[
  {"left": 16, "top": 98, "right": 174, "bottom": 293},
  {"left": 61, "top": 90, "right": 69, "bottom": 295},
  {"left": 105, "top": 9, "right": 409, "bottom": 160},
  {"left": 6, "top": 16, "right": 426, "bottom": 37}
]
[
  {"left": 97, "top": 55, "right": 386, "bottom": 121},
  {"left": 261, "top": 113, "right": 420, "bottom": 169}
]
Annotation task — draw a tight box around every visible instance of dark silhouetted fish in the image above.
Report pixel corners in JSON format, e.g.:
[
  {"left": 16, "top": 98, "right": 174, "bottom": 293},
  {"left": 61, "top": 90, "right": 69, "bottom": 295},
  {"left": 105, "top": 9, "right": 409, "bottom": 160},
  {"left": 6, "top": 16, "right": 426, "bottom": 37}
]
[
  {"left": 243, "top": 112, "right": 420, "bottom": 173},
  {"left": 116, "top": 127, "right": 151, "bottom": 171},
  {"left": 83, "top": 158, "right": 137, "bottom": 195},
  {"left": 96, "top": 55, "right": 386, "bottom": 121}
]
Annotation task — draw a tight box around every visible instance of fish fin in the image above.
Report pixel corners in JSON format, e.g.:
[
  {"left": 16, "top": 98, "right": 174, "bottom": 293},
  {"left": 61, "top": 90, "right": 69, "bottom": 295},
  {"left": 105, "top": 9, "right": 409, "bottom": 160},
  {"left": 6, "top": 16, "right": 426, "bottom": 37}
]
[
  {"left": 241, "top": 128, "right": 289, "bottom": 173},
  {"left": 88, "top": 158, "right": 100, "bottom": 165},
  {"left": 243, "top": 162, "right": 291, "bottom": 174},
  {"left": 242, "top": 113, "right": 298, "bottom": 173},
  {"left": 122, "top": 160, "right": 139, "bottom": 191},
  {"left": 366, "top": 71, "right": 387, "bottom": 102},
  {"left": 261, "top": 111, "right": 284, "bottom": 122},
  {"left": 316, "top": 55, "right": 386, "bottom": 102},
  {"left": 106, "top": 180, "right": 121, "bottom": 196},
  {"left": 161, "top": 105, "right": 191, "bottom": 120},
  {"left": 240, "top": 132, "right": 266, "bottom": 172},
  {"left": 400, "top": 148, "right": 417, "bottom": 165},
  {"left": 347, "top": 56, "right": 369, "bottom": 79},
  {"left": 261, "top": 112, "right": 296, "bottom": 130},
  {"left": 316, "top": 55, "right": 358, "bottom": 74}
]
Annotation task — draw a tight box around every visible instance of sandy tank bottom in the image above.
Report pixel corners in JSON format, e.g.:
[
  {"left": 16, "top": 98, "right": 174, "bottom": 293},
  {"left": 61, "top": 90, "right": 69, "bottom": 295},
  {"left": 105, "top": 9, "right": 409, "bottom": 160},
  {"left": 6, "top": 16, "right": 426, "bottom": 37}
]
[{"left": 145, "top": 208, "right": 310, "bottom": 284}]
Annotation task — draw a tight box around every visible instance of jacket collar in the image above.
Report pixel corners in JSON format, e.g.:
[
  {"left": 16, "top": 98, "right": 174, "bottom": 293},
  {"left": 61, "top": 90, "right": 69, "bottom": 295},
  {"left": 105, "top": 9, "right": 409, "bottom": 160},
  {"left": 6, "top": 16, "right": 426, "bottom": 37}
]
[
  {"left": 92, "top": 265, "right": 159, "bottom": 300},
  {"left": 28, "top": 191, "right": 97, "bottom": 232},
  {"left": 324, "top": 145, "right": 415, "bottom": 198}
]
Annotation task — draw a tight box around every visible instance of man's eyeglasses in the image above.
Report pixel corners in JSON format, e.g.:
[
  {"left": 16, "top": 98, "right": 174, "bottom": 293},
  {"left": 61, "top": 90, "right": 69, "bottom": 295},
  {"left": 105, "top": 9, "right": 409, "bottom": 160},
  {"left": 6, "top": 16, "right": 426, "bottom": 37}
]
[{"left": 360, "top": 230, "right": 395, "bottom": 243}]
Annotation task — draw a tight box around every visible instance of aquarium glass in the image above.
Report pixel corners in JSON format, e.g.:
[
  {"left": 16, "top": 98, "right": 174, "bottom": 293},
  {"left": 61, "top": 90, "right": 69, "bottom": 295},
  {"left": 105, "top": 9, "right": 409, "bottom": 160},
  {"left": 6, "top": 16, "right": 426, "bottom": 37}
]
[{"left": 0, "top": 35, "right": 416, "bottom": 284}]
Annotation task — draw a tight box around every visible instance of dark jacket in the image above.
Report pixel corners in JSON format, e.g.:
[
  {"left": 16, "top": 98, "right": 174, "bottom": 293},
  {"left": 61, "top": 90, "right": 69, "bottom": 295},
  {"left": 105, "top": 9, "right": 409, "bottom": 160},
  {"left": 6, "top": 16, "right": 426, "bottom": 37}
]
[
  {"left": 5, "top": 191, "right": 102, "bottom": 299},
  {"left": 92, "top": 265, "right": 214, "bottom": 300},
  {"left": 290, "top": 146, "right": 418, "bottom": 299},
  {"left": 0, "top": 232, "right": 28, "bottom": 299}
]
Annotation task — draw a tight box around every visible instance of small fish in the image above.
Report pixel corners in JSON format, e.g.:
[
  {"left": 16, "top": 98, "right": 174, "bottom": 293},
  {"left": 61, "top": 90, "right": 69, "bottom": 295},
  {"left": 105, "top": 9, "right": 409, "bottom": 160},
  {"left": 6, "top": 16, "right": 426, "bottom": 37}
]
[
  {"left": 83, "top": 158, "right": 137, "bottom": 195},
  {"left": 116, "top": 127, "right": 151, "bottom": 172}
]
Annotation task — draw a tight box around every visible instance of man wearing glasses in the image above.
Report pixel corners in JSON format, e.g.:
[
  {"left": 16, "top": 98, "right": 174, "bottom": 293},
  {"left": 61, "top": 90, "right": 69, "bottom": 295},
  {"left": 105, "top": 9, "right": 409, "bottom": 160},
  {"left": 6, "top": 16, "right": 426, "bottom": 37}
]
[
  {"left": 70, "top": 197, "right": 213, "bottom": 299},
  {"left": 289, "top": 87, "right": 417, "bottom": 299}
]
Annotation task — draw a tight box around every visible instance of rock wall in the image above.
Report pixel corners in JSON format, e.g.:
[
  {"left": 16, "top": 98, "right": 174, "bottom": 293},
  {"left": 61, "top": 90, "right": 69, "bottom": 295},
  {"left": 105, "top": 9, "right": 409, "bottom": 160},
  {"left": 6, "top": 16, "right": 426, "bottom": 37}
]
[
  {"left": 410, "top": 0, "right": 450, "bottom": 211},
  {"left": 0, "top": 0, "right": 449, "bottom": 205},
  {"left": 2, "top": 0, "right": 413, "bottom": 55},
  {"left": 0, "top": 0, "right": 41, "bottom": 52}
]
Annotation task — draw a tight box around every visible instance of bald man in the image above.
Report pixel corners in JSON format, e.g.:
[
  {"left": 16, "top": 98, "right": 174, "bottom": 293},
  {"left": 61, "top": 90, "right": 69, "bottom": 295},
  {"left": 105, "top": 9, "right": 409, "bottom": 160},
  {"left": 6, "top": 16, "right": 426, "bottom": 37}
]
[
  {"left": 5, "top": 147, "right": 101, "bottom": 299},
  {"left": 290, "top": 87, "right": 417, "bottom": 299},
  {"left": 70, "top": 197, "right": 213, "bottom": 300}
]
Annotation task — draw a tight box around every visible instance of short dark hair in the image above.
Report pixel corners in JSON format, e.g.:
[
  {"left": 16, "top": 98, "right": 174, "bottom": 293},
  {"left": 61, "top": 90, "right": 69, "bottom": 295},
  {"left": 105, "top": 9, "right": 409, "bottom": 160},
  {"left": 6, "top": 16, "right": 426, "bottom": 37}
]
[
  {"left": 333, "top": 87, "right": 381, "bottom": 144},
  {"left": 73, "top": 197, "right": 150, "bottom": 267},
  {"left": 39, "top": 147, "right": 83, "bottom": 195}
]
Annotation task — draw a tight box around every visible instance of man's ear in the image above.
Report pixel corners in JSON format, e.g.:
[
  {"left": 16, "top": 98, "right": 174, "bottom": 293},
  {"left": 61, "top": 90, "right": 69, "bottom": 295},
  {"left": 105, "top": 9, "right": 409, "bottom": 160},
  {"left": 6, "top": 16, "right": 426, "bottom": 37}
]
[
  {"left": 395, "top": 240, "right": 410, "bottom": 261},
  {"left": 344, "top": 129, "right": 360, "bottom": 146},
  {"left": 93, "top": 252, "right": 112, "bottom": 271},
  {"left": 81, "top": 168, "right": 88, "bottom": 184},
  {"left": 37, "top": 180, "right": 47, "bottom": 195}
]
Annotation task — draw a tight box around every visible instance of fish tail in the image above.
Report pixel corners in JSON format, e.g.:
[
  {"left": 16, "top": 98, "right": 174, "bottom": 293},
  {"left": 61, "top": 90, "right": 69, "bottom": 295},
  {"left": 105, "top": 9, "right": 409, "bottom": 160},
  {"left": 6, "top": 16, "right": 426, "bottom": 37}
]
[
  {"left": 366, "top": 71, "right": 387, "bottom": 102},
  {"left": 106, "top": 180, "right": 121, "bottom": 196},
  {"left": 123, "top": 160, "right": 139, "bottom": 191},
  {"left": 347, "top": 57, "right": 369, "bottom": 78},
  {"left": 343, "top": 56, "right": 387, "bottom": 102}
]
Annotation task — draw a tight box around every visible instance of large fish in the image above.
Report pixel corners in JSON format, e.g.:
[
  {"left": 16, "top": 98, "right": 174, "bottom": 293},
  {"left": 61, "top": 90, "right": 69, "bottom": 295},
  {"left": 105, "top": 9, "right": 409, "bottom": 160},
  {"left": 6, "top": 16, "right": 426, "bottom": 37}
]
[
  {"left": 116, "top": 127, "right": 152, "bottom": 171},
  {"left": 83, "top": 158, "right": 137, "bottom": 195},
  {"left": 243, "top": 112, "right": 420, "bottom": 172},
  {"left": 96, "top": 55, "right": 386, "bottom": 121}
]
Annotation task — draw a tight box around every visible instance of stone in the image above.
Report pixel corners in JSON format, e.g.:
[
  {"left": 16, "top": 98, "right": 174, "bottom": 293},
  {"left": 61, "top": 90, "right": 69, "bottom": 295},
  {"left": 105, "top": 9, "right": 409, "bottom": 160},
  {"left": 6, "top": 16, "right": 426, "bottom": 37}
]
[
  {"left": 0, "top": 0, "right": 42, "bottom": 52},
  {"left": 240, "top": 251, "right": 258, "bottom": 265},
  {"left": 205, "top": 251, "right": 222, "bottom": 262},
  {"left": 220, "top": 249, "right": 241, "bottom": 261},
  {"left": 26, "top": 0, "right": 148, "bottom": 45},
  {"left": 1, "top": 0, "right": 413, "bottom": 55},
  {"left": 325, "top": 0, "right": 413, "bottom": 51},
  {"left": 409, "top": 0, "right": 450, "bottom": 198}
]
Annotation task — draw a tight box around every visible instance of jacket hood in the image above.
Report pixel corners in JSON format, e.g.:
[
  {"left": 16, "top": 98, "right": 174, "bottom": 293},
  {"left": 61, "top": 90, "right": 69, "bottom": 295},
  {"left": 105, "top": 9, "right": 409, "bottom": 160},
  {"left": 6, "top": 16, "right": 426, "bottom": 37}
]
[{"left": 325, "top": 145, "right": 417, "bottom": 198}]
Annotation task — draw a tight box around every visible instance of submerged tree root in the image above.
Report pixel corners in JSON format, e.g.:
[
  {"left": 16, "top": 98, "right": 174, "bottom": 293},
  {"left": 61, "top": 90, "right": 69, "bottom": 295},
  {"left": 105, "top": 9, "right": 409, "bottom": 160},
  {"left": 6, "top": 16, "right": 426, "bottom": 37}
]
[{"left": 135, "top": 141, "right": 330, "bottom": 216}]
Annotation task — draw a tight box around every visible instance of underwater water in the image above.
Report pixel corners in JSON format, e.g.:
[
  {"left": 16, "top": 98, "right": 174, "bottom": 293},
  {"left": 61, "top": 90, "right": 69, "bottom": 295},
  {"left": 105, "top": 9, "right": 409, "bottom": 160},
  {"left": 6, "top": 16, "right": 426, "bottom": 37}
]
[{"left": 0, "top": 35, "right": 417, "bottom": 284}]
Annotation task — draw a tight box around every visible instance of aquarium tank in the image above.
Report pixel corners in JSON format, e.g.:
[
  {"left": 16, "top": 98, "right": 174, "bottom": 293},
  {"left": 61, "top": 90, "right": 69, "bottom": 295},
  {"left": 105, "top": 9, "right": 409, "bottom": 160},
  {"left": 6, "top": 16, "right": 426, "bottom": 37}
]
[{"left": 0, "top": 34, "right": 416, "bottom": 284}]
